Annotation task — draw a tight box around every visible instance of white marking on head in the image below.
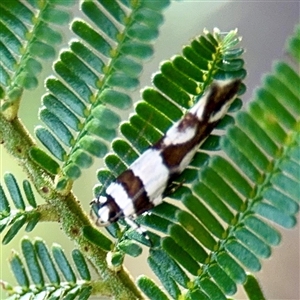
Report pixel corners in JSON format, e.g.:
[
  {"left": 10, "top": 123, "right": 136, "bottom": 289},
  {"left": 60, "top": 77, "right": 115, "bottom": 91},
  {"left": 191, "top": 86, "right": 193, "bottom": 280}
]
[
  {"left": 107, "top": 182, "right": 135, "bottom": 217},
  {"left": 97, "top": 205, "right": 110, "bottom": 224},
  {"left": 98, "top": 195, "right": 107, "bottom": 204},
  {"left": 164, "top": 121, "right": 197, "bottom": 146},
  {"left": 130, "top": 149, "right": 169, "bottom": 203}
]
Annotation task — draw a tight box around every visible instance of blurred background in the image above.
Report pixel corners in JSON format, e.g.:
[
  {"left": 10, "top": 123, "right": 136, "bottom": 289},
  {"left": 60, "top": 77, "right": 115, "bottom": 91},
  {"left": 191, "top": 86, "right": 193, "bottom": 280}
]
[{"left": 1, "top": 1, "right": 299, "bottom": 299}]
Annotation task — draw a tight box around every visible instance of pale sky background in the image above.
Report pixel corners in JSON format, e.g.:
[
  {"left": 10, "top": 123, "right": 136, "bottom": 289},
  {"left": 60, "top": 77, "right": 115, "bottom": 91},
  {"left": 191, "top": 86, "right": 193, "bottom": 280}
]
[{"left": 1, "top": 1, "right": 299, "bottom": 299}]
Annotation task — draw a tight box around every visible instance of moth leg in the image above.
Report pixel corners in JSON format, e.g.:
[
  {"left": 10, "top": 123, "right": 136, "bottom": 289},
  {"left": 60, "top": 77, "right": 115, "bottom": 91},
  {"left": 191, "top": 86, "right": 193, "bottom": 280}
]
[
  {"left": 163, "top": 179, "right": 185, "bottom": 198},
  {"left": 124, "top": 216, "right": 152, "bottom": 246}
]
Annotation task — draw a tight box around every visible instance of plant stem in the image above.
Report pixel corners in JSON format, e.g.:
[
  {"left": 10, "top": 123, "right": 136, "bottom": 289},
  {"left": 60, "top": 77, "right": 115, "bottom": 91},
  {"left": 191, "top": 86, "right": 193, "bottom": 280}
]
[{"left": 0, "top": 114, "right": 144, "bottom": 299}]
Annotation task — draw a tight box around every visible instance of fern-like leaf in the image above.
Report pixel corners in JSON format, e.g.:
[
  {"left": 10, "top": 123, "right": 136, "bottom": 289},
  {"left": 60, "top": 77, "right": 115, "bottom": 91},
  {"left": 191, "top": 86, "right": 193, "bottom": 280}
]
[
  {"left": 34, "top": 0, "right": 170, "bottom": 190},
  {"left": 1, "top": 238, "right": 93, "bottom": 299},
  {"left": 0, "top": 0, "right": 71, "bottom": 115},
  {"left": 0, "top": 173, "right": 41, "bottom": 244}
]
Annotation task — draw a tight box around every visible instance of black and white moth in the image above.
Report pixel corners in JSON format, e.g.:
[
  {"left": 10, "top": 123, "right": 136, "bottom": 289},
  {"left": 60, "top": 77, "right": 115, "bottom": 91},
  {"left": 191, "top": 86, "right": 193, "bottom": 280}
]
[{"left": 91, "top": 79, "right": 241, "bottom": 226}]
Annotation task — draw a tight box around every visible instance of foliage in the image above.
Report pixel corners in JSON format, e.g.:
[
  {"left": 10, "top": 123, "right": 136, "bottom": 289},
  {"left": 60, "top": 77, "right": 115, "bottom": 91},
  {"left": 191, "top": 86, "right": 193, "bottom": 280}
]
[
  {"left": 0, "top": 1, "right": 299, "bottom": 299},
  {"left": 3, "top": 238, "right": 93, "bottom": 299}
]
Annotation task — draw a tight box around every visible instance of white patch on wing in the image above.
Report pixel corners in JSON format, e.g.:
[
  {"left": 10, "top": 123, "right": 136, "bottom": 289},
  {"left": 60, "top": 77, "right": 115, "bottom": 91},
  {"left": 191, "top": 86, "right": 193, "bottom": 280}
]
[
  {"left": 163, "top": 121, "right": 197, "bottom": 146},
  {"left": 214, "top": 78, "right": 235, "bottom": 88},
  {"left": 189, "top": 95, "right": 208, "bottom": 120},
  {"left": 130, "top": 149, "right": 169, "bottom": 203},
  {"left": 107, "top": 182, "right": 135, "bottom": 216},
  {"left": 179, "top": 147, "right": 197, "bottom": 172},
  {"left": 209, "top": 96, "right": 234, "bottom": 123}
]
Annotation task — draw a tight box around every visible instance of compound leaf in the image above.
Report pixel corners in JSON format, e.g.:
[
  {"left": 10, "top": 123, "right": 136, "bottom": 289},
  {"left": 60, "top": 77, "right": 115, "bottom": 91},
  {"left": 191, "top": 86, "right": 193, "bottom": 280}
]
[{"left": 34, "top": 0, "right": 170, "bottom": 190}]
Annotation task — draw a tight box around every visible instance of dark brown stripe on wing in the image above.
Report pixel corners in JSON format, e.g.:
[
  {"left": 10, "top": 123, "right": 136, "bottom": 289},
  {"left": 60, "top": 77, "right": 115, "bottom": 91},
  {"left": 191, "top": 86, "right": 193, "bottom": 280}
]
[
  {"left": 155, "top": 117, "right": 217, "bottom": 169},
  {"left": 155, "top": 80, "right": 241, "bottom": 169},
  {"left": 203, "top": 80, "right": 240, "bottom": 120},
  {"left": 116, "top": 169, "right": 154, "bottom": 215}
]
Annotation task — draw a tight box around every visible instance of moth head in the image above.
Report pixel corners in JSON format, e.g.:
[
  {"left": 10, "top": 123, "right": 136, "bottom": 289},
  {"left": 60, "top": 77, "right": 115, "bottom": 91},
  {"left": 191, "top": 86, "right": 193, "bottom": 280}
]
[{"left": 90, "top": 195, "right": 120, "bottom": 226}]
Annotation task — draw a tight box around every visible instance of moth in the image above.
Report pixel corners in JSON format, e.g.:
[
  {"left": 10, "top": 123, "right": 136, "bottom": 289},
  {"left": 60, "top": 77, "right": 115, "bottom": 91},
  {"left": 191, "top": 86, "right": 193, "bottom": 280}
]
[{"left": 91, "top": 79, "right": 241, "bottom": 227}]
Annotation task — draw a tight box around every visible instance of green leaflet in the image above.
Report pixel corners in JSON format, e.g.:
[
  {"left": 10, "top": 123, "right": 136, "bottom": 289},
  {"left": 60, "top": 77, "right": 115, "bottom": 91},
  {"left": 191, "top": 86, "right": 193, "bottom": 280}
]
[
  {"left": 148, "top": 256, "right": 182, "bottom": 299},
  {"left": 82, "top": 2, "right": 119, "bottom": 41},
  {"left": 46, "top": 79, "right": 87, "bottom": 117},
  {"left": 197, "top": 278, "right": 227, "bottom": 300},
  {"left": 0, "top": 184, "right": 10, "bottom": 215},
  {"left": 82, "top": 225, "right": 113, "bottom": 252},
  {"left": 2, "top": 215, "right": 27, "bottom": 245},
  {"left": 40, "top": 108, "right": 74, "bottom": 147},
  {"left": 53, "top": 244, "right": 76, "bottom": 284},
  {"left": 243, "top": 274, "right": 266, "bottom": 300},
  {"left": 169, "top": 224, "right": 208, "bottom": 264},
  {"left": 137, "top": 276, "right": 169, "bottom": 300},
  {"left": 176, "top": 210, "right": 217, "bottom": 251},
  {"left": 22, "top": 238, "right": 45, "bottom": 287},
  {"left": 207, "top": 263, "right": 237, "bottom": 295},
  {"left": 35, "top": 238, "right": 61, "bottom": 285},
  {"left": 35, "top": 126, "right": 66, "bottom": 161},
  {"left": 9, "top": 251, "right": 30, "bottom": 289},
  {"left": 22, "top": 180, "right": 37, "bottom": 208},
  {"left": 4, "top": 173, "right": 25, "bottom": 210},
  {"left": 149, "top": 249, "right": 190, "bottom": 287},
  {"left": 162, "top": 237, "right": 200, "bottom": 276},
  {"left": 117, "top": 239, "right": 143, "bottom": 257},
  {"left": 215, "top": 251, "right": 246, "bottom": 284}
]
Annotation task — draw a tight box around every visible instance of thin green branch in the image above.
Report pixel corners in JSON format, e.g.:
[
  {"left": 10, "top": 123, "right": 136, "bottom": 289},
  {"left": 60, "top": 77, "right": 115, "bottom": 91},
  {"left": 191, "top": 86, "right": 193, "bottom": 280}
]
[{"left": 0, "top": 115, "right": 144, "bottom": 299}]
